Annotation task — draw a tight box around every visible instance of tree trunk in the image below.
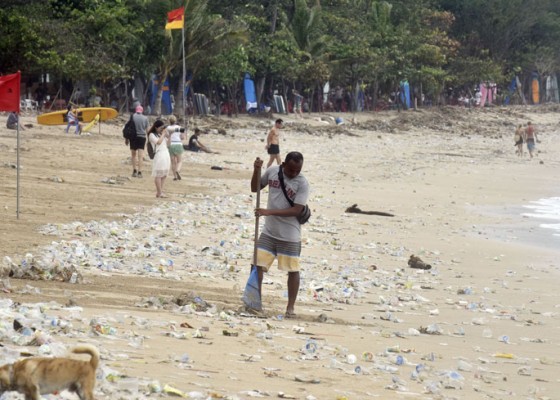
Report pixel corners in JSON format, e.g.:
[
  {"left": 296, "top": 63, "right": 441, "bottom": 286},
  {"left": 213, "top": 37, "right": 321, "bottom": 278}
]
[
  {"left": 281, "top": 78, "right": 288, "bottom": 115},
  {"left": 373, "top": 79, "right": 379, "bottom": 110},
  {"left": 270, "top": 0, "right": 278, "bottom": 33},
  {"left": 256, "top": 77, "right": 265, "bottom": 112}
]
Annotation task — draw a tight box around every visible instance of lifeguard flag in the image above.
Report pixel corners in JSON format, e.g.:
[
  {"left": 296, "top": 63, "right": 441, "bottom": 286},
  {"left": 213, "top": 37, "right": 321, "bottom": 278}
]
[
  {"left": 165, "top": 7, "right": 184, "bottom": 30},
  {"left": 0, "top": 71, "right": 20, "bottom": 113}
]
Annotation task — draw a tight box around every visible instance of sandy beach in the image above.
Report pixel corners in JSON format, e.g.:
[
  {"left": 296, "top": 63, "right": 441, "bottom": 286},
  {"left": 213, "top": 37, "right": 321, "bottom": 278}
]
[{"left": 1, "top": 106, "right": 559, "bottom": 399}]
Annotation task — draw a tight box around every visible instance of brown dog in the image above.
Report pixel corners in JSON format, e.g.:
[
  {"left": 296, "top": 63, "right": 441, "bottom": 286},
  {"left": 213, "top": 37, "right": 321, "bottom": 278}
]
[{"left": 0, "top": 344, "right": 99, "bottom": 400}]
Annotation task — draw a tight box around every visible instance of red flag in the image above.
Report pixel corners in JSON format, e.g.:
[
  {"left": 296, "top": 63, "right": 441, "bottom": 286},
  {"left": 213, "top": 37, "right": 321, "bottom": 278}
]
[
  {"left": 165, "top": 6, "right": 184, "bottom": 30},
  {"left": 0, "top": 71, "right": 20, "bottom": 113}
]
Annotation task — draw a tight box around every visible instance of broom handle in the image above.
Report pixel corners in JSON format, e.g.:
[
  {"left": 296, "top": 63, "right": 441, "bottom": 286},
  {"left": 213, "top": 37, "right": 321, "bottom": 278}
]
[{"left": 253, "top": 161, "right": 261, "bottom": 267}]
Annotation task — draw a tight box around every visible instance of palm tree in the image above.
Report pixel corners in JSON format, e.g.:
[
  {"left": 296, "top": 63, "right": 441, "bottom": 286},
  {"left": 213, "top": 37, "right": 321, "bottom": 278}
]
[
  {"left": 152, "top": 0, "right": 247, "bottom": 116},
  {"left": 288, "top": 0, "right": 329, "bottom": 111}
]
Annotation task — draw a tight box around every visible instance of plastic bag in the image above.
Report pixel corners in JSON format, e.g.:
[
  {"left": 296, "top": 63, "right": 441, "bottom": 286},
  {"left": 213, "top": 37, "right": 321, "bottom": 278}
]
[{"left": 242, "top": 266, "right": 262, "bottom": 311}]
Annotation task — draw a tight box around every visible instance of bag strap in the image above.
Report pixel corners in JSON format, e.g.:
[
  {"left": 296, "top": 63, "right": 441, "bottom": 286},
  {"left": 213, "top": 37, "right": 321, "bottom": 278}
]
[{"left": 277, "top": 166, "right": 294, "bottom": 207}]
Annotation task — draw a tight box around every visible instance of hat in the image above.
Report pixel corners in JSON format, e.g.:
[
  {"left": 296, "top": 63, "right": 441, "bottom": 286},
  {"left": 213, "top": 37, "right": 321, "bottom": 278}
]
[{"left": 135, "top": 105, "right": 143, "bottom": 113}]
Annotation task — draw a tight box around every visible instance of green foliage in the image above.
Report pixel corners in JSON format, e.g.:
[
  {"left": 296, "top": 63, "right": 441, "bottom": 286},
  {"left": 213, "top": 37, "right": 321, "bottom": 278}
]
[
  {"left": 2, "top": 0, "right": 560, "bottom": 105},
  {"left": 205, "top": 45, "right": 253, "bottom": 86}
]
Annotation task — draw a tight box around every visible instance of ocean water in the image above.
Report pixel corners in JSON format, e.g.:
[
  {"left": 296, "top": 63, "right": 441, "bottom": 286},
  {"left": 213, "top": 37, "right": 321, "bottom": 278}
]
[{"left": 522, "top": 197, "right": 560, "bottom": 238}]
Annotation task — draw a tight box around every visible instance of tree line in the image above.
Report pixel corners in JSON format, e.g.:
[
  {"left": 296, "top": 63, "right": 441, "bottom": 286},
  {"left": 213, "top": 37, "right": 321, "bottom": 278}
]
[{"left": 1, "top": 0, "right": 559, "bottom": 114}]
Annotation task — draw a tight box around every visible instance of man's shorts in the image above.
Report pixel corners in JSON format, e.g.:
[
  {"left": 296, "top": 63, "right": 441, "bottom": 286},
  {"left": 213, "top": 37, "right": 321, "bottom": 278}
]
[
  {"left": 129, "top": 136, "right": 146, "bottom": 151},
  {"left": 267, "top": 144, "right": 280, "bottom": 155},
  {"left": 256, "top": 233, "right": 301, "bottom": 272},
  {"left": 526, "top": 139, "right": 535, "bottom": 151}
]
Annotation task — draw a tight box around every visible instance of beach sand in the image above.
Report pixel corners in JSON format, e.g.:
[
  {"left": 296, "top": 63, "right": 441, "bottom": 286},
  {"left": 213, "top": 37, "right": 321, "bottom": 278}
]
[{"left": 1, "top": 106, "right": 559, "bottom": 399}]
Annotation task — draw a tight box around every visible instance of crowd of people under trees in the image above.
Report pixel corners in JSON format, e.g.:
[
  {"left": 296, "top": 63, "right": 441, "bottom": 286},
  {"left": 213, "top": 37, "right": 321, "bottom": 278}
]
[{"left": 19, "top": 78, "right": 546, "bottom": 119}]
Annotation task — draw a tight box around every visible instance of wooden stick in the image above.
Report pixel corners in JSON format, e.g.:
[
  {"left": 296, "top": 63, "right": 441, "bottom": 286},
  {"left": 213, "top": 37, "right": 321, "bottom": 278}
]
[{"left": 253, "top": 161, "right": 261, "bottom": 266}]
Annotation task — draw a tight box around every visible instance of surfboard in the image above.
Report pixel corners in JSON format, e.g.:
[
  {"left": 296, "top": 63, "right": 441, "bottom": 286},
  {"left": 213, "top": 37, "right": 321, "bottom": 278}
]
[
  {"left": 244, "top": 73, "right": 257, "bottom": 113},
  {"left": 323, "top": 82, "right": 330, "bottom": 105},
  {"left": 400, "top": 80, "right": 411, "bottom": 109},
  {"left": 82, "top": 114, "right": 100, "bottom": 133},
  {"left": 545, "top": 75, "right": 558, "bottom": 103},
  {"left": 194, "top": 93, "right": 208, "bottom": 115},
  {"left": 37, "top": 107, "right": 118, "bottom": 126},
  {"left": 479, "top": 83, "right": 488, "bottom": 107},
  {"left": 532, "top": 74, "right": 540, "bottom": 104},
  {"left": 273, "top": 95, "right": 286, "bottom": 114}
]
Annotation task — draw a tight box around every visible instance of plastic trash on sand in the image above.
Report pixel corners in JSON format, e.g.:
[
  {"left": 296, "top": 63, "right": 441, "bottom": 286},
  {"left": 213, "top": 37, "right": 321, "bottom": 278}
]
[{"left": 242, "top": 266, "right": 262, "bottom": 311}]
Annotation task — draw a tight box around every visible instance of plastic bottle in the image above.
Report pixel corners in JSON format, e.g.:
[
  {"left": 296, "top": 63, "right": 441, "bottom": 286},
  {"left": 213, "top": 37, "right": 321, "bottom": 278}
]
[
  {"left": 482, "top": 328, "right": 493, "bottom": 338},
  {"left": 304, "top": 339, "right": 318, "bottom": 355},
  {"left": 362, "top": 352, "right": 374, "bottom": 362},
  {"left": 457, "top": 360, "right": 473, "bottom": 372},
  {"left": 498, "top": 335, "right": 510, "bottom": 344},
  {"left": 389, "top": 355, "right": 405, "bottom": 365},
  {"left": 442, "top": 371, "right": 464, "bottom": 389}
]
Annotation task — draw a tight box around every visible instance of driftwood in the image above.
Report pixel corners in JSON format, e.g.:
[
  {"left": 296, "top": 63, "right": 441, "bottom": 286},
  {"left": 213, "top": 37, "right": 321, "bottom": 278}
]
[{"left": 345, "top": 204, "right": 394, "bottom": 217}]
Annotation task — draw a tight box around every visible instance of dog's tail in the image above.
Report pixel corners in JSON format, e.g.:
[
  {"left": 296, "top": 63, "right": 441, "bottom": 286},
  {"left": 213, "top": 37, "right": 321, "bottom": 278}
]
[{"left": 72, "top": 345, "right": 100, "bottom": 370}]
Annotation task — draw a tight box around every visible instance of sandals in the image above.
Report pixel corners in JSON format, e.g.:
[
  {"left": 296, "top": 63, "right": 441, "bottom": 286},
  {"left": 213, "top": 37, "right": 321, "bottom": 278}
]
[{"left": 284, "top": 311, "right": 297, "bottom": 319}]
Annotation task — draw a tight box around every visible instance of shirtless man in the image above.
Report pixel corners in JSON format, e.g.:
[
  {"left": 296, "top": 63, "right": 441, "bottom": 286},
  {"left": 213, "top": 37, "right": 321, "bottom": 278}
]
[
  {"left": 266, "top": 118, "right": 283, "bottom": 168},
  {"left": 525, "top": 121, "right": 538, "bottom": 158}
]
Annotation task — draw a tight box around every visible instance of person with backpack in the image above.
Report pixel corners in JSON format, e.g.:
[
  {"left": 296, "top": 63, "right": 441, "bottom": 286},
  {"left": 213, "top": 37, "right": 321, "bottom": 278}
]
[
  {"left": 148, "top": 119, "right": 171, "bottom": 198},
  {"left": 125, "top": 105, "right": 148, "bottom": 177}
]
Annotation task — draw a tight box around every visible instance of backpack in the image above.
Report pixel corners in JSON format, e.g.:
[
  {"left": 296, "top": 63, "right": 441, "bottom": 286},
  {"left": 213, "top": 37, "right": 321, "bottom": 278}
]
[
  {"left": 122, "top": 114, "right": 136, "bottom": 140},
  {"left": 146, "top": 135, "right": 156, "bottom": 160}
]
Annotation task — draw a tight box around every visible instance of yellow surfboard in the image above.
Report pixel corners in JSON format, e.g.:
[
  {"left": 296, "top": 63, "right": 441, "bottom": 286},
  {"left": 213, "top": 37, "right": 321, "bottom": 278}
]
[
  {"left": 532, "top": 78, "right": 540, "bottom": 104},
  {"left": 82, "top": 114, "right": 100, "bottom": 132},
  {"left": 37, "top": 107, "right": 118, "bottom": 126}
]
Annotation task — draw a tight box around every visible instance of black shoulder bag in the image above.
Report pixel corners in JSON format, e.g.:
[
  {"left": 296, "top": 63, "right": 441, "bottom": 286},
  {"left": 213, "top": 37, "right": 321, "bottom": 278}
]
[{"left": 277, "top": 166, "right": 311, "bottom": 224}]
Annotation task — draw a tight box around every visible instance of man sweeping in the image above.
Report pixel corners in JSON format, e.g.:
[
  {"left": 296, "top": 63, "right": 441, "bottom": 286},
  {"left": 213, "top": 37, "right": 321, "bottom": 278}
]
[{"left": 248, "top": 151, "right": 310, "bottom": 318}]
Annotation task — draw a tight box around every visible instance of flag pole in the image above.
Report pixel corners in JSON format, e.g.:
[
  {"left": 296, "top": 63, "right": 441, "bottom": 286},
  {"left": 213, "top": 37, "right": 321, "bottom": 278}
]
[
  {"left": 16, "top": 116, "right": 20, "bottom": 219},
  {"left": 182, "top": 18, "right": 186, "bottom": 126}
]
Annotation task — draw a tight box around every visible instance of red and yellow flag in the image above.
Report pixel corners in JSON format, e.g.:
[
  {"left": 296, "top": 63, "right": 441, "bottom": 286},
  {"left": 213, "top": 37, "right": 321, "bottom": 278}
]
[
  {"left": 165, "top": 7, "right": 184, "bottom": 30},
  {"left": 0, "top": 71, "right": 20, "bottom": 113}
]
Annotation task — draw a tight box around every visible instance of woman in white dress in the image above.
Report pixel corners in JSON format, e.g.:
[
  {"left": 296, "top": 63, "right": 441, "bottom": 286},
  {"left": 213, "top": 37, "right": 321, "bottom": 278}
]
[{"left": 148, "top": 120, "right": 171, "bottom": 198}]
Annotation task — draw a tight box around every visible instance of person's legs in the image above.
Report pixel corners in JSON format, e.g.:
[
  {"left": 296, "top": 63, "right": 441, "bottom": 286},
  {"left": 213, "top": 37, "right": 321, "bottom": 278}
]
[
  {"left": 175, "top": 155, "right": 183, "bottom": 179},
  {"left": 171, "top": 155, "right": 178, "bottom": 179},
  {"left": 155, "top": 177, "right": 162, "bottom": 197},
  {"left": 130, "top": 149, "right": 138, "bottom": 176},
  {"left": 274, "top": 154, "right": 281, "bottom": 165},
  {"left": 160, "top": 176, "right": 167, "bottom": 196},
  {"left": 286, "top": 271, "right": 300, "bottom": 315},
  {"left": 527, "top": 141, "right": 534, "bottom": 158},
  {"left": 275, "top": 238, "right": 301, "bottom": 316},
  {"left": 137, "top": 149, "right": 144, "bottom": 176},
  {"left": 266, "top": 155, "right": 275, "bottom": 168},
  {"left": 254, "top": 233, "right": 277, "bottom": 310}
]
